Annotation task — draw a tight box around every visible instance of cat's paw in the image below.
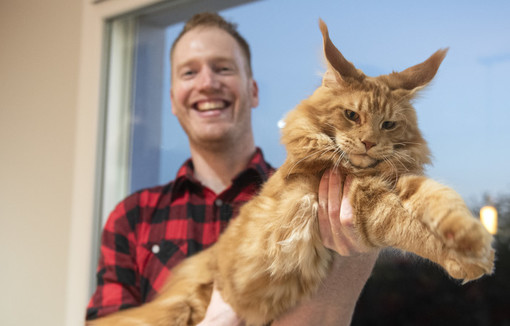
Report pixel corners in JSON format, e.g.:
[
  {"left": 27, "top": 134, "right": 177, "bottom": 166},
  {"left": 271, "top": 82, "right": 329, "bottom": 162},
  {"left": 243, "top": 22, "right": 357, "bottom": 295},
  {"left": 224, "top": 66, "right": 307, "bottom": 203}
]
[
  {"left": 437, "top": 211, "right": 495, "bottom": 282},
  {"left": 444, "top": 249, "right": 495, "bottom": 283}
]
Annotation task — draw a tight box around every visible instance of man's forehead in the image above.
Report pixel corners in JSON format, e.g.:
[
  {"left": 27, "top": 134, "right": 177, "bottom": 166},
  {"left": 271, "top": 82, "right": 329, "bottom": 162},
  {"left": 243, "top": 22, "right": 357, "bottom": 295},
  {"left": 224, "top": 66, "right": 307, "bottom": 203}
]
[
  {"left": 171, "top": 27, "right": 248, "bottom": 71},
  {"left": 174, "top": 56, "right": 237, "bottom": 71}
]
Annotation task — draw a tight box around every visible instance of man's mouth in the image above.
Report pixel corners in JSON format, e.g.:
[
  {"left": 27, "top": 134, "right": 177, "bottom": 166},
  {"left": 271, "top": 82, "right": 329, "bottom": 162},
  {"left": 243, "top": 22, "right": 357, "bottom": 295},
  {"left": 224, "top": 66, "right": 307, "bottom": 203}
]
[{"left": 194, "top": 100, "right": 230, "bottom": 111}]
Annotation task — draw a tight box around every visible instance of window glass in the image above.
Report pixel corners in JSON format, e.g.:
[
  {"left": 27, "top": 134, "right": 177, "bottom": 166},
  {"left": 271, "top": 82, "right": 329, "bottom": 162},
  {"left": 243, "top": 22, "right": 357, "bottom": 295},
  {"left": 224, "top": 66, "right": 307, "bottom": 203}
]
[
  {"left": 134, "top": 1, "right": 510, "bottom": 203},
  {"left": 96, "top": 0, "right": 510, "bottom": 321},
  {"left": 100, "top": 0, "right": 510, "bottom": 227}
]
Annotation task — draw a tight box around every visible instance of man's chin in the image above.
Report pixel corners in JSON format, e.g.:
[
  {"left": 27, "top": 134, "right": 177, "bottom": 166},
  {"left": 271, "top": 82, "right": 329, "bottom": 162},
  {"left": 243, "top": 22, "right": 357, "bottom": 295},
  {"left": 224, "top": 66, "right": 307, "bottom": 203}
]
[{"left": 191, "top": 132, "right": 233, "bottom": 149}]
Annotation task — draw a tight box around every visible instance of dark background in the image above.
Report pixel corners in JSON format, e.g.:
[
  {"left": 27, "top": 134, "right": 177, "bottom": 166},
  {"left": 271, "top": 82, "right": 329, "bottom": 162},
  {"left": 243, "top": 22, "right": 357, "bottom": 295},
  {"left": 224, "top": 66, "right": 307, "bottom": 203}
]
[{"left": 352, "top": 194, "right": 510, "bottom": 326}]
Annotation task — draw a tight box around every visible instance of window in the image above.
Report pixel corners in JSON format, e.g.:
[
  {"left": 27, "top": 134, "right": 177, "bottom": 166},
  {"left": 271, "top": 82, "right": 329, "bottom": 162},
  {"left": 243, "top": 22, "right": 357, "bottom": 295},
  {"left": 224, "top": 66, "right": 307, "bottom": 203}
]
[
  {"left": 99, "top": 1, "right": 510, "bottom": 229},
  {"left": 93, "top": 2, "right": 510, "bottom": 317}
]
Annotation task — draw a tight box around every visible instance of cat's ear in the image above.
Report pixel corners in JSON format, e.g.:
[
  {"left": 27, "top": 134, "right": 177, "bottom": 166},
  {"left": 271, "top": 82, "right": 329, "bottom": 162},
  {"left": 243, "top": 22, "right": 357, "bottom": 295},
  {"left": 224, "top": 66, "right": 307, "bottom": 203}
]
[
  {"left": 382, "top": 48, "right": 449, "bottom": 92},
  {"left": 319, "top": 19, "right": 365, "bottom": 87}
]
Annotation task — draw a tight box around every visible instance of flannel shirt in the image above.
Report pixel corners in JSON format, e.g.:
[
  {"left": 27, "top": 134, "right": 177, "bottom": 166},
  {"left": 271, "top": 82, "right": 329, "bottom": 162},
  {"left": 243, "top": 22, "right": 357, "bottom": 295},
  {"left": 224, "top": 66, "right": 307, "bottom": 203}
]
[{"left": 86, "top": 148, "right": 274, "bottom": 320}]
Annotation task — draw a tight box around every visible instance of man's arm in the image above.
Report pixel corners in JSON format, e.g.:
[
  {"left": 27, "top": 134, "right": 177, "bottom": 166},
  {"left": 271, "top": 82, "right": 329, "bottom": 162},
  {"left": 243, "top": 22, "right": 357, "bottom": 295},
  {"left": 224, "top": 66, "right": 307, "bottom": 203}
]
[
  {"left": 86, "top": 195, "right": 142, "bottom": 320},
  {"left": 272, "top": 251, "right": 377, "bottom": 325},
  {"left": 272, "top": 169, "right": 379, "bottom": 325}
]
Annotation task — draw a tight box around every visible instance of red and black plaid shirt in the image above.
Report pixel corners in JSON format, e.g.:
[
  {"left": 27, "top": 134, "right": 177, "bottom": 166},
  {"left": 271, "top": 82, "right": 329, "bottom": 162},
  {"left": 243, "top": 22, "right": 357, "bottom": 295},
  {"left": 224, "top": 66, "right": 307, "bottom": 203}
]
[{"left": 86, "top": 148, "right": 274, "bottom": 320}]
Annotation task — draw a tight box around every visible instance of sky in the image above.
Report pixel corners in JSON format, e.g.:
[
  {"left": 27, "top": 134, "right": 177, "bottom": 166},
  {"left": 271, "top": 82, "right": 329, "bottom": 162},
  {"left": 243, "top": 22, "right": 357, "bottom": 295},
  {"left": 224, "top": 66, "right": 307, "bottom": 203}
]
[{"left": 159, "top": 0, "right": 510, "bottom": 204}]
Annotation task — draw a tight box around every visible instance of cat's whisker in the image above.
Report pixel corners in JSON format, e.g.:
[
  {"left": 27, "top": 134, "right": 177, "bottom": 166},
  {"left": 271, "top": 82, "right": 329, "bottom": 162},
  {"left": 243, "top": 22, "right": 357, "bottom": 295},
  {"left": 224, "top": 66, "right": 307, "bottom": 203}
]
[
  {"left": 392, "top": 153, "right": 412, "bottom": 166},
  {"left": 393, "top": 151, "right": 416, "bottom": 165},
  {"left": 380, "top": 157, "right": 401, "bottom": 187},
  {"left": 386, "top": 152, "right": 415, "bottom": 180},
  {"left": 286, "top": 145, "right": 338, "bottom": 177},
  {"left": 333, "top": 147, "right": 347, "bottom": 172},
  {"left": 394, "top": 141, "right": 422, "bottom": 147},
  {"left": 387, "top": 156, "right": 407, "bottom": 173},
  {"left": 382, "top": 156, "right": 398, "bottom": 174}
]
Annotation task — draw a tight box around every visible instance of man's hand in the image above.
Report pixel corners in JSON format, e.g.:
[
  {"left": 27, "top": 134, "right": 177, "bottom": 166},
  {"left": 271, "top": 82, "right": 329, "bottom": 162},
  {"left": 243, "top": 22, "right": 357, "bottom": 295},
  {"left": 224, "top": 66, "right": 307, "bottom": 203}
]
[
  {"left": 318, "top": 169, "right": 372, "bottom": 255},
  {"left": 199, "top": 169, "right": 378, "bottom": 326},
  {"left": 197, "top": 287, "right": 244, "bottom": 326}
]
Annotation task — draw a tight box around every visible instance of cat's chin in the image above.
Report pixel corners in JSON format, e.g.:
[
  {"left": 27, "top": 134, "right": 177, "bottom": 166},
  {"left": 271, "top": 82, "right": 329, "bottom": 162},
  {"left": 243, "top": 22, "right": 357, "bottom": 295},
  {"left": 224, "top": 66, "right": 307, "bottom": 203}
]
[{"left": 347, "top": 154, "right": 381, "bottom": 169}]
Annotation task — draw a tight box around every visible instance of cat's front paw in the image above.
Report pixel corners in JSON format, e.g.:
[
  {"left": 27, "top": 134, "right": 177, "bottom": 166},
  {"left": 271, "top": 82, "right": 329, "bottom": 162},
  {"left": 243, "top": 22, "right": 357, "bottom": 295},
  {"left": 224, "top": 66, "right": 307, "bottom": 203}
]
[
  {"left": 437, "top": 211, "right": 495, "bottom": 282},
  {"left": 444, "top": 249, "right": 495, "bottom": 283}
]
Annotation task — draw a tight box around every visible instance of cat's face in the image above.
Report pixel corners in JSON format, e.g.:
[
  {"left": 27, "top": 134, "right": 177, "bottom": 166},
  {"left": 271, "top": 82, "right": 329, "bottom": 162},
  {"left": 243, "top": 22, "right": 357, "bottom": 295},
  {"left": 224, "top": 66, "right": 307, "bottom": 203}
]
[
  {"left": 281, "top": 20, "right": 447, "bottom": 178},
  {"left": 304, "top": 82, "right": 429, "bottom": 177}
]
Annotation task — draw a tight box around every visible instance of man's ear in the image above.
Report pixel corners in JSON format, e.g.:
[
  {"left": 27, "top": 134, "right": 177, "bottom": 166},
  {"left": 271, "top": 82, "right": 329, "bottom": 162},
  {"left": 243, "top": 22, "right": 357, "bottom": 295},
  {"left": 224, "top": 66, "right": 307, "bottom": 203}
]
[
  {"left": 170, "top": 88, "right": 176, "bottom": 115},
  {"left": 250, "top": 78, "right": 259, "bottom": 109}
]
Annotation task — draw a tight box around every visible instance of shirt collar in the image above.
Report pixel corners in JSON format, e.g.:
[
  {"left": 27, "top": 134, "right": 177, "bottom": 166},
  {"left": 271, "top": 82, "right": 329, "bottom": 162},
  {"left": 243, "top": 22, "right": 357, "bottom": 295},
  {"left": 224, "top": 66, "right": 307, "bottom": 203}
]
[{"left": 172, "top": 147, "right": 274, "bottom": 193}]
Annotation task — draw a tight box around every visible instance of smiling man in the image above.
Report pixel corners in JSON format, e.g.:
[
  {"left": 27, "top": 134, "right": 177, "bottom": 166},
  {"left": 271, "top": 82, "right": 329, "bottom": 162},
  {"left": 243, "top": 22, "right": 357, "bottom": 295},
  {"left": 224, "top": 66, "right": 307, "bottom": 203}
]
[
  {"left": 86, "top": 12, "right": 377, "bottom": 326},
  {"left": 169, "top": 16, "right": 259, "bottom": 194}
]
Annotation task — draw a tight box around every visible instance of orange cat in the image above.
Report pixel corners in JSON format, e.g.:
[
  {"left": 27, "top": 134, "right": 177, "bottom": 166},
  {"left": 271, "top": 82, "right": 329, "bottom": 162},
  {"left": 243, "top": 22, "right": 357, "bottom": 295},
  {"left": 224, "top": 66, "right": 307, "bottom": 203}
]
[{"left": 88, "top": 19, "right": 494, "bottom": 326}]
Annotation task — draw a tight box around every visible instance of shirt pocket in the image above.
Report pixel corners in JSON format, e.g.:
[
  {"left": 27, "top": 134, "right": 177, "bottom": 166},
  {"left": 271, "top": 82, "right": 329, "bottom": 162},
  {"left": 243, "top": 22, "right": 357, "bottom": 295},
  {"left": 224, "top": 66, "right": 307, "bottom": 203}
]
[
  {"left": 138, "top": 239, "right": 188, "bottom": 274},
  {"left": 137, "top": 239, "right": 188, "bottom": 301}
]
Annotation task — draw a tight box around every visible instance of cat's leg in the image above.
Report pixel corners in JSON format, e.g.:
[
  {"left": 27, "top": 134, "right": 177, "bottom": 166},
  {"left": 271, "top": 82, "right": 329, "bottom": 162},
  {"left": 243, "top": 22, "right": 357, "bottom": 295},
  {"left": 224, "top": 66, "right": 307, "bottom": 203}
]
[
  {"left": 86, "top": 249, "right": 214, "bottom": 326},
  {"left": 395, "top": 175, "right": 494, "bottom": 281},
  {"left": 349, "top": 176, "right": 494, "bottom": 282},
  {"left": 154, "top": 248, "right": 215, "bottom": 325},
  {"left": 85, "top": 298, "right": 196, "bottom": 326}
]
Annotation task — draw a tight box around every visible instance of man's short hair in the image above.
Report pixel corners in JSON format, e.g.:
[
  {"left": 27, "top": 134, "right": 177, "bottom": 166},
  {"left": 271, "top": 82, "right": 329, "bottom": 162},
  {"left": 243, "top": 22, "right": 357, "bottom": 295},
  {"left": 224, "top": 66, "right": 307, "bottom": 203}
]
[{"left": 170, "top": 12, "right": 253, "bottom": 76}]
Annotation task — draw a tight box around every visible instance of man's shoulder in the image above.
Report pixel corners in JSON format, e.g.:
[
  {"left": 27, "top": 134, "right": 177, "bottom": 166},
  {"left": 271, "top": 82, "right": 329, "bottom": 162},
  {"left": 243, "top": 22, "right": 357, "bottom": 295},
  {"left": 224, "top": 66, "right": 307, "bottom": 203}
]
[{"left": 102, "top": 180, "right": 178, "bottom": 234}]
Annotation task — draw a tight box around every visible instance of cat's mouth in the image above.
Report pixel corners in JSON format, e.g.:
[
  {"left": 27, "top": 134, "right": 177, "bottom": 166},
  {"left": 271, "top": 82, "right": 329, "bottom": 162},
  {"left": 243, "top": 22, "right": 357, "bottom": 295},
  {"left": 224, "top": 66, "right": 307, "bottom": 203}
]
[{"left": 346, "top": 154, "right": 381, "bottom": 169}]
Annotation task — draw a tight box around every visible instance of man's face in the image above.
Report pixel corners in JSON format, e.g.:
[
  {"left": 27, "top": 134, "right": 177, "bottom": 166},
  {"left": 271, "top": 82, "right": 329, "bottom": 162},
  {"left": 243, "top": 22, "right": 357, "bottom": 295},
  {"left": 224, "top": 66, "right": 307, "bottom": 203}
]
[{"left": 170, "top": 27, "right": 258, "bottom": 148}]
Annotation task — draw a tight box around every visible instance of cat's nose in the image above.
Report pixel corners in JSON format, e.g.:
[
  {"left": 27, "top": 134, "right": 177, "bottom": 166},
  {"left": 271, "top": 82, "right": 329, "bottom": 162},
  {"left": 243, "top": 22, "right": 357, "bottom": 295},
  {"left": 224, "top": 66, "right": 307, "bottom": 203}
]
[{"left": 362, "top": 141, "right": 376, "bottom": 151}]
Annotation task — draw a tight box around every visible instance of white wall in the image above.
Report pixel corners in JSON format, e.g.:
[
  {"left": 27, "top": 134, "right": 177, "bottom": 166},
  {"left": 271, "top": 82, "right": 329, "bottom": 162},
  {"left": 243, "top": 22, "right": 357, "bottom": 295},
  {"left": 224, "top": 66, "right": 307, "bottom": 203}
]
[
  {"left": 0, "top": 0, "right": 82, "bottom": 325},
  {"left": 0, "top": 0, "right": 162, "bottom": 325}
]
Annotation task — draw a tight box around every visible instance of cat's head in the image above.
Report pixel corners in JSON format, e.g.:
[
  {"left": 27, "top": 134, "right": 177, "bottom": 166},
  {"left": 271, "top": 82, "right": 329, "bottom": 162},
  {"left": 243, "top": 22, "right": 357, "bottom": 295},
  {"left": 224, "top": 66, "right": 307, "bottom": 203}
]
[{"left": 281, "top": 19, "right": 447, "bottom": 179}]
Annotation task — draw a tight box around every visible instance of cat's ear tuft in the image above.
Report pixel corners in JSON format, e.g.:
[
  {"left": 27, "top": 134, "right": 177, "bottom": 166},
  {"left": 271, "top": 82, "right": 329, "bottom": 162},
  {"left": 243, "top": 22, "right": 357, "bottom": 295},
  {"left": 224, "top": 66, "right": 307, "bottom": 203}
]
[
  {"left": 382, "top": 48, "right": 449, "bottom": 92},
  {"left": 319, "top": 19, "right": 365, "bottom": 87}
]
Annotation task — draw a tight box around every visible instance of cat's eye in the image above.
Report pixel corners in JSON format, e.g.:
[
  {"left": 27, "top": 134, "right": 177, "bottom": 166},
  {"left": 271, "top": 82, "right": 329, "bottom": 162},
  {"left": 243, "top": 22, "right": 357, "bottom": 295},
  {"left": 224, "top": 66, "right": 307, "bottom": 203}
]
[
  {"left": 344, "top": 110, "right": 360, "bottom": 123},
  {"left": 381, "top": 121, "right": 397, "bottom": 130}
]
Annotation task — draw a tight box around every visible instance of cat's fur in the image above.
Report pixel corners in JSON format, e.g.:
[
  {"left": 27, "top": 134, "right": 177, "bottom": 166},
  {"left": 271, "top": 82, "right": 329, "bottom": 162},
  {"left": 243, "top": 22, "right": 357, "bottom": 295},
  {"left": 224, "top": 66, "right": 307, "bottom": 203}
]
[{"left": 88, "top": 20, "right": 494, "bottom": 326}]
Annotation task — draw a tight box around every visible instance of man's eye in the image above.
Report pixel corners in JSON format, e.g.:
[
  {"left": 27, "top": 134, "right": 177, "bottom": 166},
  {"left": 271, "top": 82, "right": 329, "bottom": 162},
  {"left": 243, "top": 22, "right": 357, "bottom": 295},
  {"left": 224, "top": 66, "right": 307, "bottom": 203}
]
[
  {"left": 179, "top": 69, "right": 196, "bottom": 78},
  {"left": 217, "top": 66, "right": 234, "bottom": 74}
]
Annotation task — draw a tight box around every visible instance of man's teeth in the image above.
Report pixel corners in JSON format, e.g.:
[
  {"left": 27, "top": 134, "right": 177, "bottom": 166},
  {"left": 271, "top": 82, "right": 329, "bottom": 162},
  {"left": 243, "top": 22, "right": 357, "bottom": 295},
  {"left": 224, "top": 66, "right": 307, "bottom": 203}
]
[{"left": 196, "top": 101, "right": 226, "bottom": 111}]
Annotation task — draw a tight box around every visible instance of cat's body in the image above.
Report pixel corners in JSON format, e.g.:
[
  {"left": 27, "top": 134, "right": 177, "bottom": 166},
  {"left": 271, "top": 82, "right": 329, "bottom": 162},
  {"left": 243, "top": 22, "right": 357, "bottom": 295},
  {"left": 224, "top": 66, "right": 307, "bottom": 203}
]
[{"left": 88, "top": 20, "right": 494, "bottom": 326}]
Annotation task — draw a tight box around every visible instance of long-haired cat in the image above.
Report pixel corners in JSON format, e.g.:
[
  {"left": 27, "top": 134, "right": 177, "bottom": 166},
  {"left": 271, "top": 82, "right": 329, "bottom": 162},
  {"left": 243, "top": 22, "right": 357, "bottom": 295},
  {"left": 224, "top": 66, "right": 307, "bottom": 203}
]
[{"left": 88, "top": 19, "right": 494, "bottom": 326}]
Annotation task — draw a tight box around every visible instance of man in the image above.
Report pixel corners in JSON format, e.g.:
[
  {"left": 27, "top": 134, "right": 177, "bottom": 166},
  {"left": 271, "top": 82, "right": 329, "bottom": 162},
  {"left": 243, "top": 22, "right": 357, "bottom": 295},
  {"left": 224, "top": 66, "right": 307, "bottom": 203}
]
[{"left": 87, "top": 12, "right": 378, "bottom": 325}]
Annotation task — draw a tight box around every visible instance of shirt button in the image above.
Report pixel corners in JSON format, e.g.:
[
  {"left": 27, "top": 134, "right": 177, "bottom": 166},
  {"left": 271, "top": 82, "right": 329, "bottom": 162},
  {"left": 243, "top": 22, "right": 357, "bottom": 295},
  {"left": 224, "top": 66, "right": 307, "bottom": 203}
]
[
  {"left": 151, "top": 244, "right": 160, "bottom": 254},
  {"left": 214, "top": 199, "right": 223, "bottom": 207}
]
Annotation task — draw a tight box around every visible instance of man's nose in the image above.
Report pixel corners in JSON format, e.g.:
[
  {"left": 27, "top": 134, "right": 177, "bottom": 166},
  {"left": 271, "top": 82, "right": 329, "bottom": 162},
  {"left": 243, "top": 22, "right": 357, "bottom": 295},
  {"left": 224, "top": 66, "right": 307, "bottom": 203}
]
[{"left": 197, "top": 67, "right": 220, "bottom": 90}]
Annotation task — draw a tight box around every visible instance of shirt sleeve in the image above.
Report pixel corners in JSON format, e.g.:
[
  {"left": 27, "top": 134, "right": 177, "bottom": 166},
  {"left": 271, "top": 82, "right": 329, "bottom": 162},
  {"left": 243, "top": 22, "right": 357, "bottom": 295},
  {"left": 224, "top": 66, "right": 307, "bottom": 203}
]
[{"left": 86, "top": 193, "right": 142, "bottom": 320}]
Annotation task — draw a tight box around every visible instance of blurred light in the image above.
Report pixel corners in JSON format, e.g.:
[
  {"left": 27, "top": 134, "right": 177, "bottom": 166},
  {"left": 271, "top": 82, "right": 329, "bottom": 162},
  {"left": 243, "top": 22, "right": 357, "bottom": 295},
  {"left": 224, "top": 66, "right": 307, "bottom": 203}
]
[{"left": 480, "top": 206, "right": 498, "bottom": 235}]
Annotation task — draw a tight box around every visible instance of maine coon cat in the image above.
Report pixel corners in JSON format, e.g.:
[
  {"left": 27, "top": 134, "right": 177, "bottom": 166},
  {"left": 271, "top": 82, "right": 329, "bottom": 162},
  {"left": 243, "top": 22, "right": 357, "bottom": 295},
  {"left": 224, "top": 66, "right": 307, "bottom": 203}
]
[{"left": 88, "top": 19, "right": 494, "bottom": 326}]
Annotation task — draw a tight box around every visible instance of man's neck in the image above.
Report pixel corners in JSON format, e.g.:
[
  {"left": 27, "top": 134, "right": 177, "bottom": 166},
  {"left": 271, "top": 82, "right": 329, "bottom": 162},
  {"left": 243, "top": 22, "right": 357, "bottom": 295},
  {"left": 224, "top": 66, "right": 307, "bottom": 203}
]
[{"left": 189, "top": 140, "right": 256, "bottom": 194}]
